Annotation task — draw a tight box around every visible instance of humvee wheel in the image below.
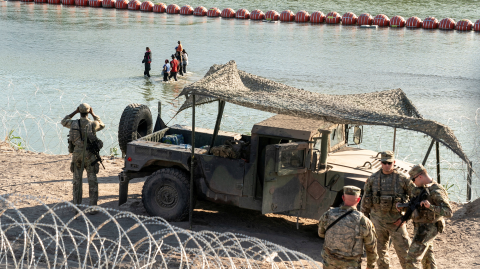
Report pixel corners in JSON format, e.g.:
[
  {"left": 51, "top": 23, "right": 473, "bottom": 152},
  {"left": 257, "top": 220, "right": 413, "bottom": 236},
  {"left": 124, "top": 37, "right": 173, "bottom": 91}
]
[
  {"left": 118, "top": 103, "right": 153, "bottom": 156},
  {"left": 142, "top": 168, "right": 193, "bottom": 221}
]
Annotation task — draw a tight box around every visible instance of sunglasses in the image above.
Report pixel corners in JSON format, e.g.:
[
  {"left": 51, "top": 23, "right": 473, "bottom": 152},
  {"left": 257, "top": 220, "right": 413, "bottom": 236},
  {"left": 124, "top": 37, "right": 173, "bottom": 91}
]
[{"left": 381, "top": 161, "right": 393, "bottom": 165}]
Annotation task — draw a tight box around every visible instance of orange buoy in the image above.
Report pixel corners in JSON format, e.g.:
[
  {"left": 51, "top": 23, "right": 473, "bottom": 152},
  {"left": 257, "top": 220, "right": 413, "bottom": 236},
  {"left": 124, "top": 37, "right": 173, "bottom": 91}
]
[
  {"left": 89, "top": 0, "right": 102, "bottom": 7},
  {"left": 180, "top": 5, "right": 193, "bottom": 15},
  {"left": 455, "top": 19, "right": 472, "bottom": 31},
  {"left": 250, "top": 9, "right": 264, "bottom": 20},
  {"left": 280, "top": 10, "right": 295, "bottom": 22},
  {"left": 235, "top": 8, "right": 250, "bottom": 19},
  {"left": 310, "top": 11, "right": 325, "bottom": 23},
  {"left": 153, "top": 3, "right": 166, "bottom": 12},
  {"left": 390, "top": 16, "right": 405, "bottom": 27},
  {"left": 115, "top": 0, "right": 127, "bottom": 9},
  {"left": 422, "top": 17, "right": 439, "bottom": 29},
  {"left": 61, "top": 0, "right": 75, "bottom": 5},
  {"left": 474, "top": 20, "right": 480, "bottom": 31},
  {"left": 406, "top": 16, "right": 422, "bottom": 28},
  {"left": 342, "top": 12, "right": 357, "bottom": 25},
  {"left": 295, "top": 10, "right": 309, "bottom": 22},
  {"left": 35, "top": 0, "right": 48, "bottom": 3},
  {"left": 75, "top": 0, "right": 88, "bottom": 6},
  {"left": 358, "top": 13, "right": 373, "bottom": 25},
  {"left": 207, "top": 7, "right": 221, "bottom": 17},
  {"left": 128, "top": 0, "right": 140, "bottom": 10},
  {"left": 373, "top": 14, "right": 390, "bottom": 27},
  {"left": 221, "top": 8, "right": 235, "bottom": 18},
  {"left": 167, "top": 4, "right": 180, "bottom": 14},
  {"left": 48, "top": 0, "right": 61, "bottom": 4},
  {"left": 140, "top": 1, "right": 153, "bottom": 12},
  {"left": 265, "top": 10, "right": 279, "bottom": 21},
  {"left": 325, "top": 12, "right": 341, "bottom": 24},
  {"left": 193, "top": 6, "right": 207, "bottom": 16},
  {"left": 439, "top": 18, "right": 456, "bottom": 30},
  {"left": 102, "top": 0, "right": 115, "bottom": 8}
]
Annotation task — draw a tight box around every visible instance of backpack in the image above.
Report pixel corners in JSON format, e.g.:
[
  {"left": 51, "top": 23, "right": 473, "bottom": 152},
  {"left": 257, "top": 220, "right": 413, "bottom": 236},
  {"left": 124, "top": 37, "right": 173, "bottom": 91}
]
[{"left": 67, "top": 120, "right": 83, "bottom": 153}]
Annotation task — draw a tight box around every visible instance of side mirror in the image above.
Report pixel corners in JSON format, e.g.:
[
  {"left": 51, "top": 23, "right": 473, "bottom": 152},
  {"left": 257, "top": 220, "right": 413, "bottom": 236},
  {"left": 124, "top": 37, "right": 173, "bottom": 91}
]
[{"left": 353, "top": 126, "right": 362, "bottom": 145}]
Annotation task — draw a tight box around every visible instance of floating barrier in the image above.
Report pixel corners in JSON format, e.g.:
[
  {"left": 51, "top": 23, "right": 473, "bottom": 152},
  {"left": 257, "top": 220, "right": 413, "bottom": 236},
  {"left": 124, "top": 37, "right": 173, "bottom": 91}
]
[
  {"left": 325, "top": 12, "right": 341, "bottom": 24},
  {"left": 250, "top": 9, "right": 264, "bottom": 20},
  {"left": 140, "top": 1, "right": 153, "bottom": 11},
  {"left": 406, "top": 16, "right": 422, "bottom": 28},
  {"left": 236, "top": 8, "right": 250, "bottom": 19},
  {"left": 221, "top": 8, "right": 235, "bottom": 18},
  {"left": 48, "top": 0, "right": 61, "bottom": 4},
  {"left": 358, "top": 13, "right": 373, "bottom": 25},
  {"left": 265, "top": 10, "right": 279, "bottom": 21},
  {"left": 342, "top": 12, "right": 357, "bottom": 25},
  {"left": 390, "top": 15, "right": 405, "bottom": 27},
  {"left": 280, "top": 10, "right": 295, "bottom": 22},
  {"left": 34, "top": 0, "right": 48, "bottom": 3},
  {"left": 61, "top": 0, "right": 74, "bottom": 5},
  {"left": 193, "top": 6, "right": 207, "bottom": 16},
  {"left": 295, "top": 10, "right": 309, "bottom": 22},
  {"left": 102, "top": 0, "right": 115, "bottom": 7},
  {"left": 455, "top": 19, "right": 472, "bottom": 31},
  {"left": 115, "top": 0, "right": 127, "bottom": 9},
  {"left": 21, "top": 0, "right": 33, "bottom": 2},
  {"left": 207, "top": 7, "right": 220, "bottom": 17},
  {"left": 75, "top": 0, "right": 88, "bottom": 6},
  {"left": 167, "top": 4, "right": 179, "bottom": 14},
  {"left": 180, "top": 5, "right": 193, "bottom": 15},
  {"left": 423, "top": 17, "right": 439, "bottom": 29},
  {"left": 439, "top": 18, "right": 456, "bottom": 30},
  {"left": 89, "top": 0, "right": 101, "bottom": 7},
  {"left": 153, "top": 2, "right": 166, "bottom": 12},
  {"left": 373, "top": 14, "right": 389, "bottom": 26},
  {"left": 127, "top": 0, "right": 140, "bottom": 10},
  {"left": 475, "top": 20, "right": 480, "bottom": 31},
  {"left": 310, "top": 11, "right": 325, "bottom": 23}
]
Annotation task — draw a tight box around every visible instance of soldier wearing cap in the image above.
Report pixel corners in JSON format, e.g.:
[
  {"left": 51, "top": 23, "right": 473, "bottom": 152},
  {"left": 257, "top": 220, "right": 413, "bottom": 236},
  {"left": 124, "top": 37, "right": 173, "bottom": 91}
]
[
  {"left": 318, "top": 185, "right": 377, "bottom": 269},
  {"left": 61, "top": 103, "right": 105, "bottom": 211},
  {"left": 360, "top": 151, "right": 416, "bottom": 269},
  {"left": 395, "top": 164, "right": 452, "bottom": 269}
]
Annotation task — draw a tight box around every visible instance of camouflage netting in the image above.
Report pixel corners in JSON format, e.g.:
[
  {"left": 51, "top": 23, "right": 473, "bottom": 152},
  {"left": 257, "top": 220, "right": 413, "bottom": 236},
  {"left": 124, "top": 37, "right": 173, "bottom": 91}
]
[{"left": 178, "top": 60, "right": 470, "bottom": 165}]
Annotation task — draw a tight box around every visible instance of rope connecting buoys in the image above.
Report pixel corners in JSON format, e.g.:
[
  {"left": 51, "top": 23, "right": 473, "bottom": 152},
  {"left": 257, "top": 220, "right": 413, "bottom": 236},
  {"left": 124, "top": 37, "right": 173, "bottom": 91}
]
[
  {"left": 265, "top": 10, "right": 279, "bottom": 21},
  {"left": 180, "top": 5, "right": 193, "bottom": 15},
  {"left": 358, "top": 13, "right": 373, "bottom": 25},
  {"left": 406, "top": 16, "right": 422, "bottom": 28},
  {"left": 439, "top": 18, "right": 456, "bottom": 30},
  {"left": 153, "top": 2, "right": 166, "bottom": 13},
  {"left": 280, "top": 10, "right": 295, "bottom": 22},
  {"left": 295, "top": 10, "right": 309, "bottom": 22},
  {"left": 325, "top": 12, "right": 341, "bottom": 24},
  {"left": 455, "top": 19, "right": 472, "bottom": 31},
  {"left": 140, "top": 1, "right": 153, "bottom": 12},
  {"left": 390, "top": 16, "right": 405, "bottom": 27},
  {"left": 166, "top": 4, "right": 180, "bottom": 14},
  {"left": 310, "top": 11, "right": 325, "bottom": 23},
  {"left": 235, "top": 9, "right": 249, "bottom": 19},
  {"left": 75, "top": 0, "right": 88, "bottom": 6},
  {"left": 61, "top": 0, "right": 74, "bottom": 5},
  {"left": 250, "top": 9, "right": 264, "bottom": 20},
  {"left": 89, "top": 0, "right": 102, "bottom": 7},
  {"left": 373, "top": 14, "right": 390, "bottom": 27},
  {"left": 193, "top": 6, "right": 207, "bottom": 16},
  {"left": 207, "top": 7, "right": 220, "bottom": 17},
  {"left": 221, "top": 8, "right": 235, "bottom": 18},
  {"left": 423, "top": 17, "right": 439, "bottom": 29},
  {"left": 342, "top": 12, "right": 357, "bottom": 25}
]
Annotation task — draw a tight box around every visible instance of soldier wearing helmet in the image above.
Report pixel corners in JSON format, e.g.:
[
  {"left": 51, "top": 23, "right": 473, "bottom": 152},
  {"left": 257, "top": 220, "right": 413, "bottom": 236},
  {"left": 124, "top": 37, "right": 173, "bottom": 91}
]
[{"left": 61, "top": 103, "right": 105, "bottom": 213}]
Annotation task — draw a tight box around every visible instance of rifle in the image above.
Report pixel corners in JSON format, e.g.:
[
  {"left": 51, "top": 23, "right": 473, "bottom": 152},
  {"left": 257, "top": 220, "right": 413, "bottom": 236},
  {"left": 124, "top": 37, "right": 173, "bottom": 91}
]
[
  {"left": 86, "top": 137, "right": 105, "bottom": 169},
  {"left": 395, "top": 187, "right": 429, "bottom": 231}
]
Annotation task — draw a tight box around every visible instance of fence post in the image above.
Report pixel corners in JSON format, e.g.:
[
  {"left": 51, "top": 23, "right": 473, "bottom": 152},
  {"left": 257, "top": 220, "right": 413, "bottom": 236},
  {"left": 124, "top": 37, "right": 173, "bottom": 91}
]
[
  {"left": 467, "top": 161, "right": 473, "bottom": 202},
  {"left": 436, "top": 141, "right": 440, "bottom": 184}
]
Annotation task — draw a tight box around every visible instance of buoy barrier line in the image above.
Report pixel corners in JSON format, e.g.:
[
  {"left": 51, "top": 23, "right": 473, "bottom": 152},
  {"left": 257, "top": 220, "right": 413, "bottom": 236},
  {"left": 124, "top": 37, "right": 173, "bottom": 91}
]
[
  {"left": 89, "top": 0, "right": 101, "bottom": 7},
  {"left": 166, "top": 4, "right": 179, "bottom": 14},
  {"left": 221, "top": 8, "right": 235, "bottom": 18},
  {"left": 390, "top": 15, "right": 405, "bottom": 27},
  {"left": 102, "top": 0, "right": 114, "bottom": 7},
  {"left": 406, "top": 16, "right": 422, "bottom": 28},
  {"left": 358, "top": 13, "right": 373, "bottom": 25},
  {"left": 61, "top": 0, "right": 74, "bottom": 5},
  {"left": 265, "top": 10, "right": 279, "bottom": 21},
  {"left": 439, "top": 18, "right": 456, "bottom": 30},
  {"left": 21, "top": 0, "right": 34, "bottom": 2},
  {"left": 456, "top": 19, "right": 473, "bottom": 31},
  {"left": 373, "top": 14, "right": 390, "bottom": 26},
  {"left": 280, "top": 10, "right": 295, "bottom": 22},
  {"left": 207, "top": 7, "right": 220, "bottom": 17},
  {"left": 180, "top": 5, "right": 193, "bottom": 15},
  {"left": 423, "top": 17, "right": 439, "bottom": 29},
  {"left": 310, "top": 11, "right": 325, "bottom": 23},
  {"left": 474, "top": 19, "right": 480, "bottom": 31},
  {"left": 325, "top": 11, "right": 341, "bottom": 24},
  {"left": 235, "top": 8, "right": 249, "bottom": 19},
  {"left": 115, "top": 0, "right": 127, "bottom": 9},
  {"left": 250, "top": 9, "right": 264, "bottom": 20},
  {"left": 47, "top": 0, "right": 61, "bottom": 4},
  {"left": 140, "top": 1, "right": 153, "bottom": 12},
  {"left": 295, "top": 10, "right": 309, "bottom": 22},
  {"left": 193, "top": 6, "right": 207, "bottom": 16},
  {"left": 34, "top": 0, "right": 48, "bottom": 3},
  {"left": 342, "top": 12, "right": 357, "bottom": 25},
  {"left": 75, "top": 0, "right": 88, "bottom": 6},
  {"left": 152, "top": 2, "right": 166, "bottom": 13},
  {"left": 127, "top": 0, "right": 140, "bottom": 10}
]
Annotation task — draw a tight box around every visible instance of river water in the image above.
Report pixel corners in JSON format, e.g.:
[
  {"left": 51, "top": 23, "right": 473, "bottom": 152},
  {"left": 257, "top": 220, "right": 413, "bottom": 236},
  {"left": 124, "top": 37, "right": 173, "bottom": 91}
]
[{"left": 0, "top": 0, "right": 479, "bottom": 200}]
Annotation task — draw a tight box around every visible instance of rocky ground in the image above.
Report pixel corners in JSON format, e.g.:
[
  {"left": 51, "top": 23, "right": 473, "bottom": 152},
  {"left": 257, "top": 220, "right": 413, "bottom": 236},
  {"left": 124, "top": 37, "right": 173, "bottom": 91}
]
[{"left": 1, "top": 142, "right": 479, "bottom": 268}]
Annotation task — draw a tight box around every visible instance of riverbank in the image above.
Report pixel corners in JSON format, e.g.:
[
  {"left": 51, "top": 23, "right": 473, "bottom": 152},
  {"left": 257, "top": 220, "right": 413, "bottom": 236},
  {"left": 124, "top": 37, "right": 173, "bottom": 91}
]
[{"left": 0, "top": 144, "right": 479, "bottom": 268}]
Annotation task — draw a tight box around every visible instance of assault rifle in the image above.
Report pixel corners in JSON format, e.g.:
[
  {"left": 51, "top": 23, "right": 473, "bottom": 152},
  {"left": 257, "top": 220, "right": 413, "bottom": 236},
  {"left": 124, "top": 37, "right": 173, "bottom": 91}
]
[
  {"left": 395, "top": 187, "right": 429, "bottom": 231},
  {"left": 86, "top": 138, "right": 105, "bottom": 169}
]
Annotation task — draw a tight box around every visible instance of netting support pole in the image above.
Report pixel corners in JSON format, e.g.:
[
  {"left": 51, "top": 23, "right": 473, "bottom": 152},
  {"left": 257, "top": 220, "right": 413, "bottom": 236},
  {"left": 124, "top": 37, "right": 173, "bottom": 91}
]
[
  {"left": 189, "top": 94, "right": 196, "bottom": 229},
  {"left": 209, "top": 100, "right": 226, "bottom": 153},
  {"left": 467, "top": 161, "right": 472, "bottom": 202},
  {"left": 435, "top": 141, "right": 440, "bottom": 184},
  {"left": 393, "top": 128, "right": 396, "bottom": 152},
  {"left": 422, "top": 138, "right": 435, "bottom": 166}
]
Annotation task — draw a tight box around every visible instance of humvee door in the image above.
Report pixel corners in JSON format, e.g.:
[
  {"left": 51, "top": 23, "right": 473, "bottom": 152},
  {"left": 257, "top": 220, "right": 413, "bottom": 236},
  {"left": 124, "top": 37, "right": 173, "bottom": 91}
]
[{"left": 262, "top": 142, "right": 308, "bottom": 214}]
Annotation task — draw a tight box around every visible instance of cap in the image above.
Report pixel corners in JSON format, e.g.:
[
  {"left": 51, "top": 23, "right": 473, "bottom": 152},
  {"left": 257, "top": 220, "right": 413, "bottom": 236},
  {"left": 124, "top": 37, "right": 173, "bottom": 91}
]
[
  {"left": 381, "top": 151, "right": 395, "bottom": 162},
  {"left": 344, "top": 185, "right": 361, "bottom": 196},
  {"left": 78, "top": 103, "right": 91, "bottom": 113},
  {"left": 409, "top": 164, "right": 426, "bottom": 180}
]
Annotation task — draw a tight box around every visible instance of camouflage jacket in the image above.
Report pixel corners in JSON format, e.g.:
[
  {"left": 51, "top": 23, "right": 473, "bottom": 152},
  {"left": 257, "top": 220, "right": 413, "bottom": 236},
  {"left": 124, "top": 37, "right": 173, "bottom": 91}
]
[
  {"left": 61, "top": 115, "right": 105, "bottom": 152},
  {"left": 410, "top": 182, "right": 452, "bottom": 223},
  {"left": 318, "top": 206, "right": 378, "bottom": 268},
  {"left": 360, "top": 169, "right": 416, "bottom": 223}
]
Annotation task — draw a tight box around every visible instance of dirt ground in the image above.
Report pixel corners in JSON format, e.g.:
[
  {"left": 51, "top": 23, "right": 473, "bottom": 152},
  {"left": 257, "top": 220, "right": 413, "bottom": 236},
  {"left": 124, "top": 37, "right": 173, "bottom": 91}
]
[{"left": 1, "top": 143, "right": 479, "bottom": 268}]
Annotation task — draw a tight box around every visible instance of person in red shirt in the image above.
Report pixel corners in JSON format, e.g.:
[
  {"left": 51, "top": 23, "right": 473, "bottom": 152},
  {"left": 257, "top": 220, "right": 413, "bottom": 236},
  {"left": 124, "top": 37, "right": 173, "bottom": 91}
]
[{"left": 169, "top": 54, "right": 178, "bottom": 81}]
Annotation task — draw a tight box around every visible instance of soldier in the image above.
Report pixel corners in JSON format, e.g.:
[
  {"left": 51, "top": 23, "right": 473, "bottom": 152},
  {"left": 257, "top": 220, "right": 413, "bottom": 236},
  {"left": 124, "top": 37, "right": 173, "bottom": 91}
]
[
  {"left": 395, "top": 164, "right": 452, "bottom": 269},
  {"left": 318, "top": 186, "right": 377, "bottom": 269},
  {"left": 61, "top": 103, "right": 105, "bottom": 213},
  {"left": 360, "top": 151, "right": 416, "bottom": 269}
]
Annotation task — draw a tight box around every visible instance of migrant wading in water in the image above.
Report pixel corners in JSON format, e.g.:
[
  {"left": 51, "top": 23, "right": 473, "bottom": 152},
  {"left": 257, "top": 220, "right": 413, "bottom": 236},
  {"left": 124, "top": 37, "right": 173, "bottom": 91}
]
[
  {"left": 142, "top": 47, "right": 152, "bottom": 77},
  {"left": 182, "top": 49, "right": 188, "bottom": 74},
  {"left": 163, "top": 59, "right": 170, "bottom": 82},
  {"left": 169, "top": 54, "right": 179, "bottom": 81}
]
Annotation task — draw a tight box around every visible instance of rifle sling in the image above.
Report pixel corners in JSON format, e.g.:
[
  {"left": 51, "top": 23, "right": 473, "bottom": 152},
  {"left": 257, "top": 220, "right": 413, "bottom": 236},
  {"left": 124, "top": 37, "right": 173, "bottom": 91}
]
[{"left": 325, "top": 210, "right": 355, "bottom": 233}]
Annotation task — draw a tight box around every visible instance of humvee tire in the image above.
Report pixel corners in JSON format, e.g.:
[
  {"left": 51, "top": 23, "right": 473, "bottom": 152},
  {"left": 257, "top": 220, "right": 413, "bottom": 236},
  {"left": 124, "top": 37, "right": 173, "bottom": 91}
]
[
  {"left": 118, "top": 104, "right": 153, "bottom": 156},
  {"left": 142, "top": 168, "right": 193, "bottom": 221}
]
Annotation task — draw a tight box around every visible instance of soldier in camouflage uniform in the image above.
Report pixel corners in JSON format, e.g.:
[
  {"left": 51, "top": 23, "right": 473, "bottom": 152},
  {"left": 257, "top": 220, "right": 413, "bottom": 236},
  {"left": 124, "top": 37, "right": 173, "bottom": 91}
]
[
  {"left": 318, "top": 186, "right": 377, "bottom": 269},
  {"left": 395, "top": 164, "right": 452, "bottom": 269},
  {"left": 61, "top": 103, "right": 105, "bottom": 211},
  {"left": 360, "top": 151, "right": 416, "bottom": 269}
]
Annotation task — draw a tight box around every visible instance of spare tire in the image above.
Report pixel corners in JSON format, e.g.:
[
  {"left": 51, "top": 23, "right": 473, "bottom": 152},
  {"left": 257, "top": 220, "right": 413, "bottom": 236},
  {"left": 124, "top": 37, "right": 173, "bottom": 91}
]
[{"left": 118, "top": 103, "right": 153, "bottom": 156}]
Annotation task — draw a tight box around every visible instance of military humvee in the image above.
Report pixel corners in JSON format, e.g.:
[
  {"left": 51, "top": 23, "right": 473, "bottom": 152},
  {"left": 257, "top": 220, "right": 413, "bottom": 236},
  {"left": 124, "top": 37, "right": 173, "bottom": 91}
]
[{"left": 118, "top": 103, "right": 412, "bottom": 221}]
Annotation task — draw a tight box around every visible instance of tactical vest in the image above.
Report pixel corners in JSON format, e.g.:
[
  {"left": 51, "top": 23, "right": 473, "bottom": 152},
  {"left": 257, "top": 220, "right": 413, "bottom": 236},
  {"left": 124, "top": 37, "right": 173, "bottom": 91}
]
[
  {"left": 412, "top": 183, "right": 446, "bottom": 223},
  {"left": 369, "top": 170, "right": 409, "bottom": 212},
  {"left": 324, "top": 208, "right": 364, "bottom": 258},
  {"left": 68, "top": 119, "right": 97, "bottom": 152}
]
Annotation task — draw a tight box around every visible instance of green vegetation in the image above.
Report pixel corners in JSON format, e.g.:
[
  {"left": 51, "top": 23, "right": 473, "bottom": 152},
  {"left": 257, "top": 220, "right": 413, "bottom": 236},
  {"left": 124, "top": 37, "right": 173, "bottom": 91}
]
[
  {"left": 110, "top": 147, "right": 119, "bottom": 157},
  {"left": 442, "top": 183, "right": 455, "bottom": 196},
  {"left": 6, "top": 129, "right": 25, "bottom": 150}
]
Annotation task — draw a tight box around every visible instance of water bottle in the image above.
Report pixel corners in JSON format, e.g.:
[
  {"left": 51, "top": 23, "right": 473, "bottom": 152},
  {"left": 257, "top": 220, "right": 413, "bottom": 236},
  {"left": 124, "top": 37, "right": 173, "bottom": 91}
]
[{"left": 179, "top": 144, "right": 192, "bottom": 149}]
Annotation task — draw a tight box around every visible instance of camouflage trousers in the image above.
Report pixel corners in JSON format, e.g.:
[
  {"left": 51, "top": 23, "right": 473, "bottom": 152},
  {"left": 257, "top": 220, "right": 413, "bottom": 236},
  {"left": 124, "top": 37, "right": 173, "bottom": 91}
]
[
  {"left": 321, "top": 250, "right": 361, "bottom": 269},
  {"left": 371, "top": 216, "right": 411, "bottom": 269},
  {"left": 71, "top": 151, "right": 99, "bottom": 206},
  {"left": 405, "top": 222, "right": 438, "bottom": 269}
]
